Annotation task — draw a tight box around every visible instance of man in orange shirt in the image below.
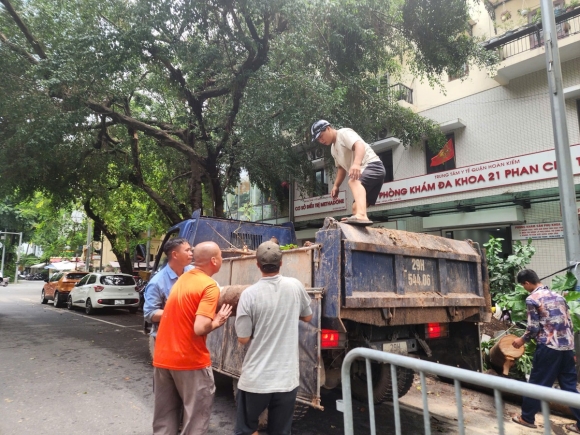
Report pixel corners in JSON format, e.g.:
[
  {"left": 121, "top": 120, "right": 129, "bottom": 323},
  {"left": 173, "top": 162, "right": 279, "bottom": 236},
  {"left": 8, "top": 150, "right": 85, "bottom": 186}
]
[{"left": 152, "top": 241, "right": 232, "bottom": 435}]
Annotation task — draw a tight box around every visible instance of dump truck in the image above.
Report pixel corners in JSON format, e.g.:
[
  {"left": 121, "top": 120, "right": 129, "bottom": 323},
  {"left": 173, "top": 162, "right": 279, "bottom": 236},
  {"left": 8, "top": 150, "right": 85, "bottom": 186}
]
[{"left": 153, "top": 210, "right": 491, "bottom": 412}]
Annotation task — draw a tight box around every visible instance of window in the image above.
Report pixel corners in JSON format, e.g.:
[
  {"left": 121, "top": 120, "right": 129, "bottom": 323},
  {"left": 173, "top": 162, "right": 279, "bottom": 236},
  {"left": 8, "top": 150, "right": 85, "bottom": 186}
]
[
  {"left": 50, "top": 273, "right": 62, "bottom": 282},
  {"left": 529, "top": 0, "right": 566, "bottom": 48},
  {"left": 425, "top": 134, "right": 456, "bottom": 175},
  {"left": 77, "top": 275, "right": 90, "bottom": 286},
  {"left": 65, "top": 273, "right": 88, "bottom": 280},
  {"left": 377, "top": 150, "right": 394, "bottom": 183},
  {"left": 101, "top": 275, "right": 135, "bottom": 286},
  {"left": 87, "top": 275, "right": 97, "bottom": 285},
  {"left": 448, "top": 64, "right": 469, "bottom": 81},
  {"left": 313, "top": 168, "right": 328, "bottom": 197}
]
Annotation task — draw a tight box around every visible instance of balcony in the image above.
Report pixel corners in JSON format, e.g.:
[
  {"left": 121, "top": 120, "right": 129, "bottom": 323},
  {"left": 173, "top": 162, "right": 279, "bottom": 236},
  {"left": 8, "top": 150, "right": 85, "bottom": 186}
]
[
  {"left": 388, "top": 83, "right": 413, "bottom": 105},
  {"left": 483, "top": 7, "right": 580, "bottom": 85}
]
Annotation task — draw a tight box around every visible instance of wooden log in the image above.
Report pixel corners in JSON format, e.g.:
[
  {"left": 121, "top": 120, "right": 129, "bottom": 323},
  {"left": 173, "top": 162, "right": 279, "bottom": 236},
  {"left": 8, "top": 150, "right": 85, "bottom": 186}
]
[
  {"left": 489, "top": 334, "right": 525, "bottom": 375},
  {"left": 216, "top": 284, "right": 250, "bottom": 315}
]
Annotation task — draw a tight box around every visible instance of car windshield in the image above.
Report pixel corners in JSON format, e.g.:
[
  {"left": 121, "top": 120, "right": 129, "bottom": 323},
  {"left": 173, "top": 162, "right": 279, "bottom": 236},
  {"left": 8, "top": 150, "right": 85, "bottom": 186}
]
[
  {"left": 65, "top": 273, "right": 88, "bottom": 280},
  {"left": 100, "top": 275, "right": 135, "bottom": 286}
]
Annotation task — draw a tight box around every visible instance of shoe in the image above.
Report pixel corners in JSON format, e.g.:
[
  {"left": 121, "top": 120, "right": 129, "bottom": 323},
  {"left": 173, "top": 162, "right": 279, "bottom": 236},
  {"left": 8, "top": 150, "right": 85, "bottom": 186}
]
[{"left": 512, "top": 414, "right": 537, "bottom": 428}]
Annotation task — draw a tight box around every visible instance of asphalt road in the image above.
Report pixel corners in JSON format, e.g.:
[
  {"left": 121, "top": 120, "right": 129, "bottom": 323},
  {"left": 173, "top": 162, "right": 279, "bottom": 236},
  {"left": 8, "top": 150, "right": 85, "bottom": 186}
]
[{"left": 1, "top": 281, "right": 564, "bottom": 435}]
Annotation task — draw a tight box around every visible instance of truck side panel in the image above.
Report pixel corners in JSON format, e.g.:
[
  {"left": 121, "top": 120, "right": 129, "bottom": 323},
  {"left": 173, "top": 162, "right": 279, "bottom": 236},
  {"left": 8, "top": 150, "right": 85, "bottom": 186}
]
[{"left": 208, "top": 293, "right": 323, "bottom": 409}]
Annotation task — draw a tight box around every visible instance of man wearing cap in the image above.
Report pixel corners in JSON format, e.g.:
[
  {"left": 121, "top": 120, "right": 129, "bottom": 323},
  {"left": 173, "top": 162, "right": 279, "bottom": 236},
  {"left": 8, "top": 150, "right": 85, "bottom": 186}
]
[
  {"left": 234, "top": 241, "right": 313, "bottom": 435},
  {"left": 311, "top": 120, "right": 386, "bottom": 226}
]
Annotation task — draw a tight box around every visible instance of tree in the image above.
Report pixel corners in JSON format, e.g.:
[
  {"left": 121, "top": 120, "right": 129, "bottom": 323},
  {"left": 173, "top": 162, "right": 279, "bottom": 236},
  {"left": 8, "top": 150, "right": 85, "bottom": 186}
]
[{"left": 0, "top": 0, "right": 497, "bottom": 223}]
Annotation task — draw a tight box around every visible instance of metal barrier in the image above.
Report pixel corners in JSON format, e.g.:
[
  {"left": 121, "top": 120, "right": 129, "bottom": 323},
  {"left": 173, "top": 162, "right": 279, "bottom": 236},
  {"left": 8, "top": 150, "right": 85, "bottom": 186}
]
[{"left": 338, "top": 347, "right": 580, "bottom": 435}]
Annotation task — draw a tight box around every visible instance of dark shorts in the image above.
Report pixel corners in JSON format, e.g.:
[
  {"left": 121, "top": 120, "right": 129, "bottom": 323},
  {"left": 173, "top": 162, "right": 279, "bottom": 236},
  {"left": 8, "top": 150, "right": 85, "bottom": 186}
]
[
  {"left": 234, "top": 387, "right": 298, "bottom": 435},
  {"left": 359, "top": 161, "right": 386, "bottom": 206}
]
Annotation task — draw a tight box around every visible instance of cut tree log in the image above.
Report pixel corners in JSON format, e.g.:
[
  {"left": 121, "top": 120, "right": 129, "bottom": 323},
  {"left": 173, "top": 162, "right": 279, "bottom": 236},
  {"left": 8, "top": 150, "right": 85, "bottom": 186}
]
[
  {"left": 216, "top": 285, "right": 250, "bottom": 315},
  {"left": 490, "top": 334, "right": 525, "bottom": 375}
]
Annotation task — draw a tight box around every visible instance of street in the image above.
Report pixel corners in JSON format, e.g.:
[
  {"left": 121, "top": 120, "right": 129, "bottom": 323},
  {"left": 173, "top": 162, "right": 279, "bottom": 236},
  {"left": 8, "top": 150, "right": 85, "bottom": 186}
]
[{"left": 0, "top": 281, "right": 575, "bottom": 435}]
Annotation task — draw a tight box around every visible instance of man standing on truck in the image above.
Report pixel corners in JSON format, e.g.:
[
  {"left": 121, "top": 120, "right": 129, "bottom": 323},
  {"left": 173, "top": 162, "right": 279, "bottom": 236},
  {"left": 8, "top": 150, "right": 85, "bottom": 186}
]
[
  {"left": 234, "top": 241, "right": 313, "bottom": 435},
  {"left": 311, "top": 119, "right": 386, "bottom": 226},
  {"left": 152, "top": 241, "right": 232, "bottom": 435},
  {"left": 143, "top": 237, "right": 193, "bottom": 357},
  {"left": 511, "top": 269, "right": 580, "bottom": 432}
]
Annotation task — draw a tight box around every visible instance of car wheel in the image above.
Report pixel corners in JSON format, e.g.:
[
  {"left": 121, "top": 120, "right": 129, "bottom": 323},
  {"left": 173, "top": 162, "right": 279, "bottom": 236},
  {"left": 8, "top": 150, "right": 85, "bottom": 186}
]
[
  {"left": 41, "top": 289, "right": 48, "bottom": 304},
  {"left": 128, "top": 307, "right": 138, "bottom": 314},
  {"left": 67, "top": 295, "right": 74, "bottom": 310},
  {"left": 85, "top": 298, "right": 94, "bottom": 315},
  {"left": 53, "top": 291, "right": 62, "bottom": 308}
]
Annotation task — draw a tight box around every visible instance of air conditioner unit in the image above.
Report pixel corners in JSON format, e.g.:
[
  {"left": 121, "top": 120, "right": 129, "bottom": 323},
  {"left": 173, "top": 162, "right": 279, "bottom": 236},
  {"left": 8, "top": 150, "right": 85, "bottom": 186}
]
[{"left": 314, "top": 147, "right": 324, "bottom": 159}]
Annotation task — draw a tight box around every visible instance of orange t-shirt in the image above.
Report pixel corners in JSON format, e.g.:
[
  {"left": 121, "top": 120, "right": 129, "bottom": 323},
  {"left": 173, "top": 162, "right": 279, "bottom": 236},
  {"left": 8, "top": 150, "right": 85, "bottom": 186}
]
[{"left": 153, "top": 269, "right": 219, "bottom": 370}]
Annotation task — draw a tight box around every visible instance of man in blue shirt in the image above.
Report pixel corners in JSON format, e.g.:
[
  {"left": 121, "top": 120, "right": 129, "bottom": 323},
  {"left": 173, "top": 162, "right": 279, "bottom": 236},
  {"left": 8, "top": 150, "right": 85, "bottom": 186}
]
[{"left": 143, "top": 237, "right": 193, "bottom": 357}]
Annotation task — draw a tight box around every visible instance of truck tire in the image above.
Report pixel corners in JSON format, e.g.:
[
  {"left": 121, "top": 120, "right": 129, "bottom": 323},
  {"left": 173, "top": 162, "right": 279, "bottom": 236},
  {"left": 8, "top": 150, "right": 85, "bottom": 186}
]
[
  {"left": 232, "top": 379, "right": 308, "bottom": 427},
  {"left": 351, "top": 362, "right": 414, "bottom": 404}
]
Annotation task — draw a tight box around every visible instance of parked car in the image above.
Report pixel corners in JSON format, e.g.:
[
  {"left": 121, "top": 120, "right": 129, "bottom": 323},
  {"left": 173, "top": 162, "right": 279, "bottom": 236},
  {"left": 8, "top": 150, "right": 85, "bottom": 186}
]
[
  {"left": 41, "top": 271, "right": 89, "bottom": 307},
  {"left": 67, "top": 273, "right": 140, "bottom": 314}
]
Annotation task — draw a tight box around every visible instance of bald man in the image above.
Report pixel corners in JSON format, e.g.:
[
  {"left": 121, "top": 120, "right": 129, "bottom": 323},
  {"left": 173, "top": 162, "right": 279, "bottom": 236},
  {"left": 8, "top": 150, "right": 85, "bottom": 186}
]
[{"left": 152, "top": 241, "right": 232, "bottom": 435}]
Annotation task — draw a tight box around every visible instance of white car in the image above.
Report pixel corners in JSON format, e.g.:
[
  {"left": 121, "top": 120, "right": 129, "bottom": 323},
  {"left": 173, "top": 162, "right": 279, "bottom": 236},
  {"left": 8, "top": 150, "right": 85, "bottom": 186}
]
[{"left": 67, "top": 272, "right": 140, "bottom": 314}]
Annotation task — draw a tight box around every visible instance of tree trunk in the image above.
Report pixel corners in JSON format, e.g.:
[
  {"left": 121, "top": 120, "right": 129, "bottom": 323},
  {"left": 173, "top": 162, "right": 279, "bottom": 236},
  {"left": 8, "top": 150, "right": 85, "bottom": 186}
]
[{"left": 489, "top": 334, "right": 524, "bottom": 375}]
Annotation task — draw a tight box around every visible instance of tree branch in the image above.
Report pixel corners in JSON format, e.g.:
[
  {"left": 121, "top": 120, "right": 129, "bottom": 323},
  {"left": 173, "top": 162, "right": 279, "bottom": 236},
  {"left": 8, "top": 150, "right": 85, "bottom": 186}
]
[
  {"left": 0, "top": 31, "right": 38, "bottom": 64},
  {"left": 86, "top": 99, "right": 199, "bottom": 159},
  {"left": 0, "top": 0, "right": 47, "bottom": 59}
]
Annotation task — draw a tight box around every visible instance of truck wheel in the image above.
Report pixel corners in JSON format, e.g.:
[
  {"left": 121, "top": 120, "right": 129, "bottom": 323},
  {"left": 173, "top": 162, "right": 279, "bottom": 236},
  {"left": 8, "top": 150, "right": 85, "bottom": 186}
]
[
  {"left": 232, "top": 380, "right": 308, "bottom": 426},
  {"left": 351, "top": 361, "right": 414, "bottom": 404}
]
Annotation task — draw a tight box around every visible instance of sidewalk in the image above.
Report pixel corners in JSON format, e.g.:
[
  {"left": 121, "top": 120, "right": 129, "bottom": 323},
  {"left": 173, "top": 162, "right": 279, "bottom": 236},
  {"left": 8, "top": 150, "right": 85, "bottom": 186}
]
[{"left": 399, "top": 374, "right": 576, "bottom": 434}]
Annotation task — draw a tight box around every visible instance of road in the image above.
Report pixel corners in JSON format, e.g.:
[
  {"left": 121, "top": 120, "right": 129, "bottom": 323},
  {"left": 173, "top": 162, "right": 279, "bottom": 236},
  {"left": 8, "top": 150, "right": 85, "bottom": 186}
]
[{"left": 0, "top": 281, "right": 574, "bottom": 435}]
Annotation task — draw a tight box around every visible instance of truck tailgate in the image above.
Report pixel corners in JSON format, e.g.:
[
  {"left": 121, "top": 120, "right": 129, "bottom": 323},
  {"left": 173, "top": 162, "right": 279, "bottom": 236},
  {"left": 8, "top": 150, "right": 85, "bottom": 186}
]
[{"left": 339, "top": 224, "right": 485, "bottom": 309}]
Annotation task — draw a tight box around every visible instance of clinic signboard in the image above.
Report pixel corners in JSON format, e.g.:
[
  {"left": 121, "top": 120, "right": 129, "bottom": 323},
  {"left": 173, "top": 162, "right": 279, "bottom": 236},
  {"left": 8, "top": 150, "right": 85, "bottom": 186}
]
[{"left": 376, "top": 144, "right": 580, "bottom": 205}]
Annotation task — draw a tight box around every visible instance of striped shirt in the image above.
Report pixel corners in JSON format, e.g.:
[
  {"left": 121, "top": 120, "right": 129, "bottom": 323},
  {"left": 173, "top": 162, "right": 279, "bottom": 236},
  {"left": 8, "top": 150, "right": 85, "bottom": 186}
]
[{"left": 522, "top": 285, "right": 574, "bottom": 350}]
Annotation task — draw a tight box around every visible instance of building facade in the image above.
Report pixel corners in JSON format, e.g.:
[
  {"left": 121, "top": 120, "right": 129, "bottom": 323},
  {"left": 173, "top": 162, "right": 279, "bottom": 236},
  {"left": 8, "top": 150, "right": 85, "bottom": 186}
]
[{"left": 291, "top": 1, "right": 580, "bottom": 283}]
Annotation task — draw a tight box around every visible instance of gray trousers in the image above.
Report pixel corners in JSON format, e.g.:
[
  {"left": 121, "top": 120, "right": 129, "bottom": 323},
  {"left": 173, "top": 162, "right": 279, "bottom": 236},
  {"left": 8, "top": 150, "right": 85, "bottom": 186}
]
[{"left": 153, "top": 366, "right": 216, "bottom": 435}]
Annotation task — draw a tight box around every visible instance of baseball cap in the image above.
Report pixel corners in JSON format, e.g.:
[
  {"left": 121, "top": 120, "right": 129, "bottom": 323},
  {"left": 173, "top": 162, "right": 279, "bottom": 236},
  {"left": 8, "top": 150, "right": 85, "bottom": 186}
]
[
  {"left": 311, "top": 119, "right": 330, "bottom": 142},
  {"left": 256, "top": 241, "right": 282, "bottom": 266}
]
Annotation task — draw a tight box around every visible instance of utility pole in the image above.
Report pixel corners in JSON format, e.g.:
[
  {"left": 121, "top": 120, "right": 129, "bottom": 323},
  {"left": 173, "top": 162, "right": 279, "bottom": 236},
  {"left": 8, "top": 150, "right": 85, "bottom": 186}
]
[
  {"left": 539, "top": 0, "right": 580, "bottom": 371},
  {"left": 145, "top": 227, "right": 151, "bottom": 272},
  {"left": 0, "top": 230, "right": 24, "bottom": 283},
  {"left": 85, "top": 220, "right": 93, "bottom": 272},
  {"left": 0, "top": 230, "right": 6, "bottom": 277}
]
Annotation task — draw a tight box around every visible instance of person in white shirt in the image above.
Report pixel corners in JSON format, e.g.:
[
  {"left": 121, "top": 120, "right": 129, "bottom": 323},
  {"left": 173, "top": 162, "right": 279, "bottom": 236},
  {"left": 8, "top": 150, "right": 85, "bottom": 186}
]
[{"left": 311, "top": 120, "right": 386, "bottom": 226}]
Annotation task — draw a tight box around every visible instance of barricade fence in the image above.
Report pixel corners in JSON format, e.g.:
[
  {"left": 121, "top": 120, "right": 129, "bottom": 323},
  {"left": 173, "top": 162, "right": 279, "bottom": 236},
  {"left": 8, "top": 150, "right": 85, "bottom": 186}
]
[{"left": 338, "top": 347, "right": 580, "bottom": 435}]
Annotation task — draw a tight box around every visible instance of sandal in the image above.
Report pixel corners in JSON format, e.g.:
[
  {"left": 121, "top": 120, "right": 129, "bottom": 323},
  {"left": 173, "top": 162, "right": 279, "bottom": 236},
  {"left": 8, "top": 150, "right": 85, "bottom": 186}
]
[
  {"left": 343, "top": 216, "right": 373, "bottom": 227},
  {"left": 566, "top": 423, "right": 580, "bottom": 433},
  {"left": 512, "top": 414, "right": 537, "bottom": 428}
]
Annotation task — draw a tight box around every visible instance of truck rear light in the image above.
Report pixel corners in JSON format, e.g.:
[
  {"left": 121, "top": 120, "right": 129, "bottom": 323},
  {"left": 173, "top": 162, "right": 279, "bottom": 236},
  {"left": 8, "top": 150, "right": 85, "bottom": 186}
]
[
  {"left": 425, "top": 323, "right": 449, "bottom": 339},
  {"left": 94, "top": 285, "right": 104, "bottom": 292},
  {"left": 321, "top": 329, "right": 339, "bottom": 348}
]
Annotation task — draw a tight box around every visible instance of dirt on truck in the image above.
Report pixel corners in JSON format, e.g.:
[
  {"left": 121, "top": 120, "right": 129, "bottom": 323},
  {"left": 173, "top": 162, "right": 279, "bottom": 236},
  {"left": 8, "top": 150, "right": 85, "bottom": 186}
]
[{"left": 153, "top": 211, "right": 491, "bottom": 417}]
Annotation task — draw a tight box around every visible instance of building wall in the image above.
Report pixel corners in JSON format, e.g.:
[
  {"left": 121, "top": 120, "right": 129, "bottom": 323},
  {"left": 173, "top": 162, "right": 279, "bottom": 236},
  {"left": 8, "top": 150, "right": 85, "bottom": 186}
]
[{"left": 294, "top": 56, "right": 580, "bottom": 224}]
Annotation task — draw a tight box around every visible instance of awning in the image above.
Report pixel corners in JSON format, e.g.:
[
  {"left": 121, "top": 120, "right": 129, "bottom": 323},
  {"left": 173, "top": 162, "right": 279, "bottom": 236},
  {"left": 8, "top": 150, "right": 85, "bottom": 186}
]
[
  {"left": 44, "top": 261, "right": 81, "bottom": 271},
  {"left": 29, "top": 262, "right": 48, "bottom": 269}
]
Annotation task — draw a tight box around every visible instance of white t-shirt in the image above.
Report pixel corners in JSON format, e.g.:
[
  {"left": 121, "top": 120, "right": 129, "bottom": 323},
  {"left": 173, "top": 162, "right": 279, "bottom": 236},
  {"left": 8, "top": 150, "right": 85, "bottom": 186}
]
[
  {"left": 235, "top": 275, "right": 313, "bottom": 393},
  {"left": 331, "top": 128, "right": 381, "bottom": 172}
]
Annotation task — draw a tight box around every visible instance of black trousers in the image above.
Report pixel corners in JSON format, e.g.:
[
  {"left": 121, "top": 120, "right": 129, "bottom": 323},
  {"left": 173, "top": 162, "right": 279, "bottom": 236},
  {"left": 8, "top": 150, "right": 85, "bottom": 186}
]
[
  {"left": 521, "top": 344, "right": 580, "bottom": 426},
  {"left": 234, "top": 387, "right": 298, "bottom": 435}
]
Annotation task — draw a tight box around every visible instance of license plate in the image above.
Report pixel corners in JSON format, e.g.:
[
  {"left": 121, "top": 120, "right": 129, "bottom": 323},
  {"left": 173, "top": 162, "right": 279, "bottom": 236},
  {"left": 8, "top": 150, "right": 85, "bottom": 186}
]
[
  {"left": 114, "top": 300, "right": 124, "bottom": 305},
  {"left": 383, "top": 341, "right": 408, "bottom": 354}
]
